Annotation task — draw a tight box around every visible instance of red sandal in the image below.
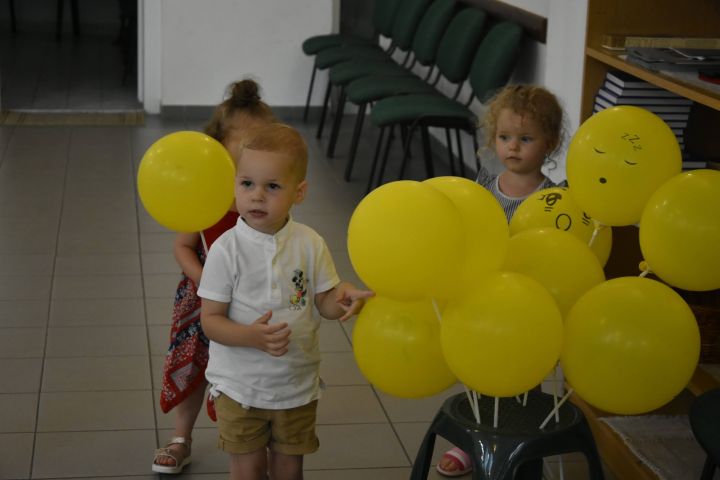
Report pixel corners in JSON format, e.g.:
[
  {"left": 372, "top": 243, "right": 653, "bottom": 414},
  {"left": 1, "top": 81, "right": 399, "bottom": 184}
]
[{"left": 436, "top": 446, "right": 472, "bottom": 477}]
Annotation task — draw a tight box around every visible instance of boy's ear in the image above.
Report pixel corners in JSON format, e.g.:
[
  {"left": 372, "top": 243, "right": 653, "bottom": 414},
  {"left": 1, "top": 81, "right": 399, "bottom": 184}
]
[{"left": 295, "top": 180, "right": 308, "bottom": 204}]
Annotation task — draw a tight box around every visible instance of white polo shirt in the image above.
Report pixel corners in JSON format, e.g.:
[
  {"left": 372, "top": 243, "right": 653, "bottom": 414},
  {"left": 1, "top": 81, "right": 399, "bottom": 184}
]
[{"left": 198, "top": 216, "right": 340, "bottom": 409}]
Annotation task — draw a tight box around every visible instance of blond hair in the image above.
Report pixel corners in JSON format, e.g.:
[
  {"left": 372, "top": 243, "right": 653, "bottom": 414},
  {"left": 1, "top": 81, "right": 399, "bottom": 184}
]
[
  {"left": 482, "top": 84, "right": 565, "bottom": 154},
  {"left": 236, "top": 123, "right": 308, "bottom": 181}
]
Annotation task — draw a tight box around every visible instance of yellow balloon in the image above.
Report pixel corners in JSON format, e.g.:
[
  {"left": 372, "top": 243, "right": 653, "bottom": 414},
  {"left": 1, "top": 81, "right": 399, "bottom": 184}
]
[
  {"left": 566, "top": 106, "right": 682, "bottom": 226},
  {"left": 441, "top": 272, "right": 563, "bottom": 397},
  {"left": 424, "top": 176, "right": 509, "bottom": 297},
  {"left": 561, "top": 277, "right": 700, "bottom": 415},
  {"left": 347, "top": 181, "right": 463, "bottom": 300},
  {"left": 137, "top": 131, "right": 236, "bottom": 232},
  {"left": 640, "top": 169, "right": 720, "bottom": 291},
  {"left": 509, "top": 187, "right": 612, "bottom": 266},
  {"left": 503, "top": 228, "right": 605, "bottom": 317},
  {"left": 352, "top": 296, "right": 456, "bottom": 398}
]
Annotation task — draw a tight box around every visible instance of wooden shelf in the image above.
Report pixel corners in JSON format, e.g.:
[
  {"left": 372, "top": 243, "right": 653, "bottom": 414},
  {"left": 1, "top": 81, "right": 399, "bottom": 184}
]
[{"left": 586, "top": 46, "right": 720, "bottom": 111}]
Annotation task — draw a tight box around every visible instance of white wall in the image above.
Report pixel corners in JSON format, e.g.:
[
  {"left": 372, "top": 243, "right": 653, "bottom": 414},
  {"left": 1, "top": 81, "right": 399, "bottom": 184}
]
[{"left": 146, "top": 0, "right": 335, "bottom": 108}]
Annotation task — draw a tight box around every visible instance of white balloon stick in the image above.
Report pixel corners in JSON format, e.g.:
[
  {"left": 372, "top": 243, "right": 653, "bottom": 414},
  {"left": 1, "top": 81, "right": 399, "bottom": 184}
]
[{"left": 200, "top": 231, "right": 209, "bottom": 255}]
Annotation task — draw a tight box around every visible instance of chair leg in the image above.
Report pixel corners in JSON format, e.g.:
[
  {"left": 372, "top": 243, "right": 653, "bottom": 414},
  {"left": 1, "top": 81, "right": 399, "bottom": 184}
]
[
  {"left": 456, "top": 129, "right": 466, "bottom": 178},
  {"left": 398, "top": 123, "right": 417, "bottom": 180},
  {"left": 303, "top": 63, "right": 318, "bottom": 122},
  {"left": 345, "top": 102, "right": 367, "bottom": 181},
  {"left": 472, "top": 134, "right": 480, "bottom": 174},
  {"left": 421, "top": 126, "right": 435, "bottom": 179},
  {"left": 377, "top": 125, "right": 396, "bottom": 188},
  {"left": 445, "top": 128, "right": 456, "bottom": 175},
  {"left": 409, "top": 429, "right": 438, "bottom": 480},
  {"left": 9, "top": 0, "right": 17, "bottom": 33},
  {"left": 327, "top": 86, "right": 346, "bottom": 158},
  {"left": 316, "top": 83, "right": 332, "bottom": 139},
  {"left": 700, "top": 455, "right": 716, "bottom": 480},
  {"left": 70, "top": 0, "right": 80, "bottom": 36},
  {"left": 56, "top": 0, "right": 64, "bottom": 40},
  {"left": 366, "top": 127, "right": 387, "bottom": 194}
]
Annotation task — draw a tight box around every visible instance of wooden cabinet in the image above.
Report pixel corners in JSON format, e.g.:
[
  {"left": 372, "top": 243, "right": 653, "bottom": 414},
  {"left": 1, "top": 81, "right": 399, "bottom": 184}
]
[{"left": 577, "top": 1, "right": 720, "bottom": 478}]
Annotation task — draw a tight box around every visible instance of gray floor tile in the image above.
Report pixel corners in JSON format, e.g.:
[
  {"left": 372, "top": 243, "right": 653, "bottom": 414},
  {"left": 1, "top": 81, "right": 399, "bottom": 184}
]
[
  {"left": 319, "top": 352, "right": 369, "bottom": 386},
  {"left": 0, "top": 275, "right": 52, "bottom": 300},
  {"left": 141, "top": 252, "right": 180, "bottom": 274},
  {"left": 52, "top": 274, "right": 142, "bottom": 299},
  {"left": 304, "top": 468, "right": 413, "bottom": 479},
  {"left": 140, "top": 232, "right": 176, "bottom": 253},
  {"left": 0, "top": 327, "right": 46, "bottom": 358},
  {"left": 37, "top": 390, "right": 155, "bottom": 432},
  {"left": 376, "top": 384, "right": 465, "bottom": 423},
  {"left": 145, "top": 297, "right": 173, "bottom": 325},
  {"left": 0, "top": 299, "right": 50, "bottom": 327},
  {"left": 57, "top": 229, "right": 139, "bottom": 254},
  {"left": 306, "top": 424, "right": 409, "bottom": 469},
  {"left": 318, "top": 320, "right": 352, "bottom": 352},
  {"left": 0, "top": 433, "right": 33, "bottom": 480},
  {"left": 317, "top": 386, "right": 387, "bottom": 425},
  {"left": 0, "top": 358, "right": 43, "bottom": 393},
  {"left": 148, "top": 325, "right": 171, "bottom": 356},
  {"left": 49, "top": 298, "right": 145, "bottom": 327},
  {"left": 153, "top": 390, "right": 216, "bottom": 430},
  {"left": 144, "top": 273, "right": 183, "bottom": 298},
  {"left": 393, "top": 421, "right": 456, "bottom": 468},
  {"left": 0, "top": 254, "right": 54, "bottom": 275},
  {"left": 54, "top": 253, "right": 141, "bottom": 275},
  {"left": 45, "top": 325, "right": 148, "bottom": 357},
  {"left": 32, "top": 430, "right": 157, "bottom": 478},
  {"left": 0, "top": 393, "right": 38, "bottom": 433},
  {"left": 42, "top": 356, "right": 151, "bottom": 391}
]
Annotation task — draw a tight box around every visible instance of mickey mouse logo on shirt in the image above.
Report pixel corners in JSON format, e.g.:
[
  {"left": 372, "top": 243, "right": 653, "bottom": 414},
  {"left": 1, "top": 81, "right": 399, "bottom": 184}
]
[{"left": 289, "top": 269, "right": 308, "bottom": 310}]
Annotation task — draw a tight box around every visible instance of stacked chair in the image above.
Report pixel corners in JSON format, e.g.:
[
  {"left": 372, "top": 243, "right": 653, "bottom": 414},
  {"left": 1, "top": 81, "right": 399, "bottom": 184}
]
[
  {"left": 364, "top": 20, "right": 524, "bottom": 192},
  {"left": 314, "top": 0, "right": 433, "bottom": 143},
  {"left": 323, "top": 0, "right": 461, "bottom": 158},
  {"left": 301, "top": 0, "right": 402, "bottom": 121},
  {"left": 341, "top": 6, "right": 489, "bottom": 182}
]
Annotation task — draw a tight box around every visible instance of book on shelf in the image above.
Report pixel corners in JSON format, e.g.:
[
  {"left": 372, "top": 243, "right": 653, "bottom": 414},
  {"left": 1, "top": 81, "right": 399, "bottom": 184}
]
[
  {"left": 596, "top": 87, "right": 693, "bottom": 106},
  {"left": 624, "top": 36, "right": 720, "bottom": 50},
  {"left": 605, "top": 70, "right": 655, "bottom": 89},
  {"left": 603, "top": 80, "right": 684, "bottom": 97},
  {"left": 626, "top": 47, "right": 720, "bottom": 72},
  {"left": 594, "top": 95, "right": 692, "bottom": 114}
]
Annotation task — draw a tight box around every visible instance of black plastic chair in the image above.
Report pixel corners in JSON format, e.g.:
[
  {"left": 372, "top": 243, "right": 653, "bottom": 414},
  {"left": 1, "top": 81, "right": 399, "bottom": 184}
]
[
  {"left": 411, "top": 390, "right": 605, "bottom": 480},
  {"left": 301, "top": 0, "right": 402, "bottom": 121},
  {"left": 689, "top": 388, "right": 720, "bottom": 480},
  {"left": 341, "top": 6, "right": 487, "bottom": 181},
  {"left": 365, "top": 20, "right": 523, "bottom": 192}
]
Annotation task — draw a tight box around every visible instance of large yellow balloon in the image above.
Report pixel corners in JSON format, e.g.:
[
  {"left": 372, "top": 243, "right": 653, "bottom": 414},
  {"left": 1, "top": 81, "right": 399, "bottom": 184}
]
[
  {"left": 640, "top": 169, "right": 720, "bottom": 291},
  {"left": 138, "top": 131, "right": 236, "bottom": 232},
  {"left": 509, "top": 187, "right": 612, "bottom": 266},
  {"left": 503, "top": 228, "right": 605, "bottom": 317},
  {"left": 424, "top": 176, "right": 509, "bottom": 297},
  {"left": 561, "top": 277, "right": 700, "bottom": 415},
  {"left": 352, "top": 296, "right": 456, "bottom": 398},
  {"left": 566, "top": 106, "right": 681, "bottom": 226},
  {"left": 347, "top": 181, "right": 463, "bottom": 300},
  {"left": 441, "top": 272, "right": 563, "bottom": 397}
]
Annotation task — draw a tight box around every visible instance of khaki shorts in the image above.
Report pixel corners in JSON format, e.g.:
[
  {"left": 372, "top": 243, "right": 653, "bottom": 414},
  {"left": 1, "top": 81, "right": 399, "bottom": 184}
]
[{"left": 215, "top": 394, "right": 319, "bottom": 456}]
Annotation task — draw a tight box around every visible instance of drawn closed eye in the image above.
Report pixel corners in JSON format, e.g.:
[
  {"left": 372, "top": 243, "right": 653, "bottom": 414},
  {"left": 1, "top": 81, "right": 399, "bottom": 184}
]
[
  {"left": 624, "top": 160, "right": 638, "bottom": 165},
  {"left": 593, "top": 147, "right": 605, "bottom": 154}
]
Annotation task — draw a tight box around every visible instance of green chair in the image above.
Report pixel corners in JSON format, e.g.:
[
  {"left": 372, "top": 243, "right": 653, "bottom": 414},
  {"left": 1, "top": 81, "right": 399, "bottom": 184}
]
[
  {"left": 302, "top": 0, "right": 402, "bottom": 121},
  {"left": 324, "top": 0, "right": 462, "bottom": 159},
  {"left": 366, "top": 20, "right": 524, "bottom": 192},
  {"left": 342, "top": 6, "right": 487, "bottom": 181},
  {"left": 315, "top": 0, "right": 432, "bottom": 142}
]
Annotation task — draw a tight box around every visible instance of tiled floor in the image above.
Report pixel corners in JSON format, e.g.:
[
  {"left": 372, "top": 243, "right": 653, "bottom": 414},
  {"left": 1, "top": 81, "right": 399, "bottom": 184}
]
[{"left": 0, "top": 104, "right": 614, "bottom": 479}]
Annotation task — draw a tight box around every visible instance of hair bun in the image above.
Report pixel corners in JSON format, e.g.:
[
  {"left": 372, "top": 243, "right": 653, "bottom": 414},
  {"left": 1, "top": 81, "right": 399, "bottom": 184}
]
[{"left": 229, "top": 79, "right": 262, "bottom": 107}]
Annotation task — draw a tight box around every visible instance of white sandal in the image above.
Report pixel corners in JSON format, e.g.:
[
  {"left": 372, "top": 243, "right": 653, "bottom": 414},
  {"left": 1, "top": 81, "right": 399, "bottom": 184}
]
[{"left": 152, "top": 436, "right": 192, "bottom": 474}]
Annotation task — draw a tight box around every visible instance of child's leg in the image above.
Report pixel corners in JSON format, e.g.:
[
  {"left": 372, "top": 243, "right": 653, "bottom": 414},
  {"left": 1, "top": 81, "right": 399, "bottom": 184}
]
[
  {"left": 229, "top": 449, "right": 268, "bottom": 480},
  {"left": 154, "top": 379, "right": 207, "bottom": 467},
  {"left": 268, "top": 451, "right": 303, "bottom": 480}
]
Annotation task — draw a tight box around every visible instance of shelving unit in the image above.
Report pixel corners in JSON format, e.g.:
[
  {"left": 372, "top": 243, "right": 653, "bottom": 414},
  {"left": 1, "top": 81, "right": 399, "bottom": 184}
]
[{"left": 578, "top": 1, "right": 720, "bottom": 478}]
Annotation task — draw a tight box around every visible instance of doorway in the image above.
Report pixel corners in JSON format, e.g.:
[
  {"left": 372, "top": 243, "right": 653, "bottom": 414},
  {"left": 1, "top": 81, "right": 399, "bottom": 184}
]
[{"left": 0, "top": 0, "right": 141, "bottom": 112}]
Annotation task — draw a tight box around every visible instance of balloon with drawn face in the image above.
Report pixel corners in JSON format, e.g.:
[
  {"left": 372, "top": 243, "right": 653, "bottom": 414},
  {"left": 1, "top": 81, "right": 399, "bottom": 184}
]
[
  {"left": 510, "top": 187, "right": 612, "bottom": 266},
  {"left": 566, "top": 106, "right": 681, "bottom": 226}
]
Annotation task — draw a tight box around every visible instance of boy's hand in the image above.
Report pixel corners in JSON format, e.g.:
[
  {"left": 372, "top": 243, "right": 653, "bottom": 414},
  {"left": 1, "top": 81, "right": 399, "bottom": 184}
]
[
  {"left": 249, "top": 311, "right": 290, "bottom": 356},
  {"left": 335, "top": 283, "right": 375, "bottom": 321}
]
